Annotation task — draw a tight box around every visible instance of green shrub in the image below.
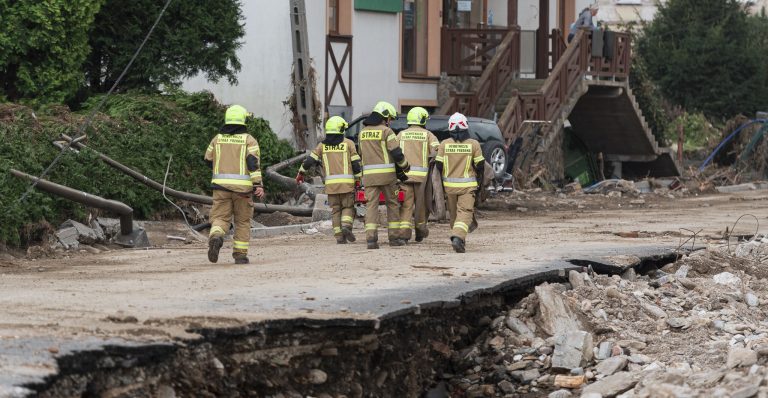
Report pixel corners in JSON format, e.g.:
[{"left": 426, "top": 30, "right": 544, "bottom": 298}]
[
  {"left": 664, "top": 112, "right": 720, "bottom": 150},
  {"left": 0, "top": 91, "right": 296, "bottom": 246}
]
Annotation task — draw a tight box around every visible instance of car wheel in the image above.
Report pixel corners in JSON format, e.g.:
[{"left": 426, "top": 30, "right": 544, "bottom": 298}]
[{"left": 485, "top": 142, "right": 507, "bottom": 180}]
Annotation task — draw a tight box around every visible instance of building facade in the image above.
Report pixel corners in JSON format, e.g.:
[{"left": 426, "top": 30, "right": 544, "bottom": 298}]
[{"left": 184, "top": 0, "right": 630, "bottom": 143}]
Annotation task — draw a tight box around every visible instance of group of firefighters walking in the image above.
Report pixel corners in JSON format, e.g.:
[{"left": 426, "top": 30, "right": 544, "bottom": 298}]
[{"left": 205, "top": 103, "right": 485, "bottom": 263}]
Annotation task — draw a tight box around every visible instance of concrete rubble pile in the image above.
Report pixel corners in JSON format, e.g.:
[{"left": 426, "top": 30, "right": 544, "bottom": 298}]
[
  {"left": 51, "top": 218, "right": 123, "bottom": 253},
  {"left": 434, "top": 243, "right": 768, "bottom": 398}
]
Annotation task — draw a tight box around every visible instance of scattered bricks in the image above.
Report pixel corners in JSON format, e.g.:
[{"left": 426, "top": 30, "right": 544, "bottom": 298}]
[{"left": 553, "top": 375, "right": 586, "bottom": 389}]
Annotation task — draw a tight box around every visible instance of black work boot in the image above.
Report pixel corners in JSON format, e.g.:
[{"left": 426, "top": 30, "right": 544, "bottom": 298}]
[
  {"left": 207, "top": 236, "right": 224, "bottom": 263},
  {"left": 389, "top": 238, "right": 405, "bottom": 247},
  {"left": 451, "top": 237, "right": 466, "bottom": 253},
  {"left": 233, "top": 253, "right": 249, "bottom": 264},
  {"left": 415, "top": 228, "right": 429, "bottom": 242},
  {"left": 367, "top": 240, "right": 379, "bottom": 249},
  {"left": 342, "top": 227, "right": 356, "bottom": 242},
  {"left": 336, "top": 235, "right": 348, "bottom": 244}
]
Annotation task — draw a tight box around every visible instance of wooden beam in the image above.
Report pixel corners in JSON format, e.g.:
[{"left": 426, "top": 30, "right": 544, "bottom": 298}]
[
  {"left": 508, "top": 0, "right": 517, "bottom": 26},
  {"left": 536, "top": 0, "right": 549, "bottom": 78}
]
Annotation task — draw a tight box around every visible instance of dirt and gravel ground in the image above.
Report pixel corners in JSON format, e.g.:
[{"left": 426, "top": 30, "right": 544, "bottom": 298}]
[{"left": 1, "top": 187, "right": 768, "bottom": 395}]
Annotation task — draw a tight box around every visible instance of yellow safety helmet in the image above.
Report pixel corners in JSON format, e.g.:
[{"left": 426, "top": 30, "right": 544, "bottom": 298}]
[
  {"left": 224, "top": 105, "right": 249, "bottom": 126},
  {"left": 372, "top": 101, "right": 397, "bottom": 120},
  {"left": 325, "top": 115, "right": 348, "bottom": 134},
  {"left": 406, "top": 106, "right": 429, "bottom": 126}
]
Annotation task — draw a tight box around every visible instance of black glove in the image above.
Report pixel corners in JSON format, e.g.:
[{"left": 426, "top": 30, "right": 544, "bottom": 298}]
[{"left": 395, "top": 164, "right": 409, "bottom": 182}]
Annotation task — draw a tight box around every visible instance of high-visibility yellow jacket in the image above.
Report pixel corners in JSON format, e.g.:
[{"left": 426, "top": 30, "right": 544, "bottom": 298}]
[
  {"left": 398, "top": 125, "right": 439, "bottom": 184},
  {"left": 300, "top": 138, "right": 361, "bottom": 194},
  {"left": 435, "top": 138, "right": 484, "bottom": 195},
  {"left": 204, "top": 133, "right": 262, "bottom": 193},
  {"left": 359, "top": 123, "right": 408, "bottom": 187}
]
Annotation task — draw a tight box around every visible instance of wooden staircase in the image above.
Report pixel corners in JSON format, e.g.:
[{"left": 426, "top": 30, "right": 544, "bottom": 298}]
[{"left": 441, "top": 28, "right": 681, "bottom": 178}]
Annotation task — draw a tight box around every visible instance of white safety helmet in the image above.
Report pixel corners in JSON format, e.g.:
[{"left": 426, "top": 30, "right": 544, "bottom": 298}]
[{"left": 448, "top": 112, "right": 469, "bottom": 131}]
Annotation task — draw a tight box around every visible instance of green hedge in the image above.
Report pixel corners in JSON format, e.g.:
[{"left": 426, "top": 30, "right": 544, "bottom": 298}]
[{"left": 0, "top": 91, "right": 296, "bottom": 246}]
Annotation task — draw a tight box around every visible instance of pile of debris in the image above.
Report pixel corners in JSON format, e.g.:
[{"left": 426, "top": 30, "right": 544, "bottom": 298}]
[
  {"left": 50, "top": 218, "right": 126, "bottom": 253},
  {"left": 434, "top": 244, "right": 768, "bottom": 397}
]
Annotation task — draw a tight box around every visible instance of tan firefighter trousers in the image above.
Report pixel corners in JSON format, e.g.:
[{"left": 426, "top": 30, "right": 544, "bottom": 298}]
[
  {"left": 364, "top": 183, "right": 400, "bottom": 242},
  {"left": 447, "top": 191, "right": 475, "bottom": 241},
  {"left": 209, "top": 190, "right": 254, "bottom": 255},
  {"left": 328, "top": 193, "right": 355, "bottom": 236},
  {"left": 397, "top": 182, "right": 428, "bottom": 240}
]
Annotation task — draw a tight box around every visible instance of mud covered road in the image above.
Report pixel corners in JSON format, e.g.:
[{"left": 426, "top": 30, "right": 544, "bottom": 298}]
[{"left": 1, "top": 189, "right": 766, "bottom": 394}]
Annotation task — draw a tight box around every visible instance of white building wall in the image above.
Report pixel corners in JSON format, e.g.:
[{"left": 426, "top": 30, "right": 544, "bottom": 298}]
[
  {"left": 594, "top": 0, "right": 662, "bottom": 27},
  {"left": 183, "top": 1, "right": 326, "bottom": 141},
  {"left": 350, "top": 10, "right": 435, "bottom": 115},
  {"left": 487, "top": 0, "right": 508, "bottom": 27}
]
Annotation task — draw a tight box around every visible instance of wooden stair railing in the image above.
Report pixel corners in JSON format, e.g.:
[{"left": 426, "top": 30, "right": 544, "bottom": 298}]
[
  {"left": 497, "top": 28, "right": 633, "bottom": 146},
  {"left": 441, "top": 27, "right": 514, "bottom": 76},
  {"left": 438, "top": 27, "right": 521, "bottom": 118}
]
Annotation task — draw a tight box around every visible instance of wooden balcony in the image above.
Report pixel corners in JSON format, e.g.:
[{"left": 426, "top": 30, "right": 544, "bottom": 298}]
[{"left": 440, "top": 26, "right": 520, "bottom": 76}]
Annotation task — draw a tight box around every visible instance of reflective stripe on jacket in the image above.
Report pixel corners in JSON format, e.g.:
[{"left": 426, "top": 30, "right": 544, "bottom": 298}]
[
  {"left": 436, "top": 138, "right": 484, "bottom": 194},
  {"left": 398, "top": 126, "right": 439, "bottom": 184},
  {"left": 308, "top": 138, "right": 360, "bottom": 194},
  {"left": 204, "top": 133, "right": 262, "bottom": 193},
  {"left": 359, "top": 124, "right": 400, "bottom": 187}
]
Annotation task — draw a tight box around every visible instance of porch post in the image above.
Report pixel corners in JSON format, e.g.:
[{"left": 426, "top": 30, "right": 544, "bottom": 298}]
[
  {"left": 508, "top": 0, "right": 517, "bottom": 26},
  {"left": 536, "top": 0, "right": 549, "bottom": 78}
]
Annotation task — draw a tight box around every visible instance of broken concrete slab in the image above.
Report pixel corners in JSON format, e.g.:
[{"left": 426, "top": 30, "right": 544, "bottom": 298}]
[
  {"left": 581, "top": 371, "right": 639, "bottom": 397},
  {"left": 97, "top": 217, "right": 145, "bottom": 238},
  {"left": 55, "top": 226, "right": 79, "bottom": 250},
  {"left": 311, "top": 193, "right": 332, "bottom": 222},
  {"left": 595, "top": 356, "right": 628, "bottom": 376},
  {"left": 534, "top": 283, "right": 588, "bottom": 336},
  {"left": 727, "top": 347, "right": 758, "bottom": 369},
  {"left": 60, "top": 220, "right": 100, "bottom": 245},
  {"left": 552, "top": 331, "right": 593, "bottom": 370},
  {"left": 89, "top": 219, "right": 106, "bottom": 242},
  {"left": 505, "top": 315, "right": 535, "bottom": 339}
]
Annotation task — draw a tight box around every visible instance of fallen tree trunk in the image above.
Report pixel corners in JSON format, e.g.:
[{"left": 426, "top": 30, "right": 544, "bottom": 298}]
[
  {"left": 264, "top": 152, "right": 316, "bottom": 200},
  {"left": 58, "top": 135, "right": 313, "bottom": 217}
]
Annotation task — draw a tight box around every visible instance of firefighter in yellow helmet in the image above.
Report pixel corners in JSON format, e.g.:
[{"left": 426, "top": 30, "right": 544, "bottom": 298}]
[
  {"left": 436, "top": 112, "right": 484, "bottom": 253},
  {"left": 295, "top": 116, "right": 362, "bottom": 244},
  {"left": 358, "top": 101, "right": 410, "bottom": 249},
  {"left": 204, "top": 105, "right": 264, "bottom": 264},
  {"left": 397, "top": 107, "right": 439, "bottom": 243}
]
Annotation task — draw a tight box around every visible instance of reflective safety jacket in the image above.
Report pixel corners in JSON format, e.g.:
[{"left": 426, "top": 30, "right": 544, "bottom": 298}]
[
  {"left": 301, "top": 138, "right": 361, "bottom": 194},
  {"left": 398, "top": 126, "right": 439, "bottom": 184},
  {"left": 435, "top": 138, "right": 485, "bottom": 195},
  {"left": 204, "top": 133, "right": 262, "bottom": 193},
  {"left": 358, "top": 123, "right": 408, "bottom": 187}
]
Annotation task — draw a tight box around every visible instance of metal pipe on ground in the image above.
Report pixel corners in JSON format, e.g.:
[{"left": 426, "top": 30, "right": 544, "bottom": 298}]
[
  {"left": 264, "top": 152, "right": 316, "bottom": 200},
  {"left": 9, "top": 169, "right": 149, "bottom": 247},
  {"left": 58, "top": 135, "right": 313, "bottom": 217}
]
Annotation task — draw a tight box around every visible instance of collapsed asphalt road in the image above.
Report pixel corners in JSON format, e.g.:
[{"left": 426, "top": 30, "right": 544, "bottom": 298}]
[{"left": 0, "top": 188, "right": 765, "bottom": 396}]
